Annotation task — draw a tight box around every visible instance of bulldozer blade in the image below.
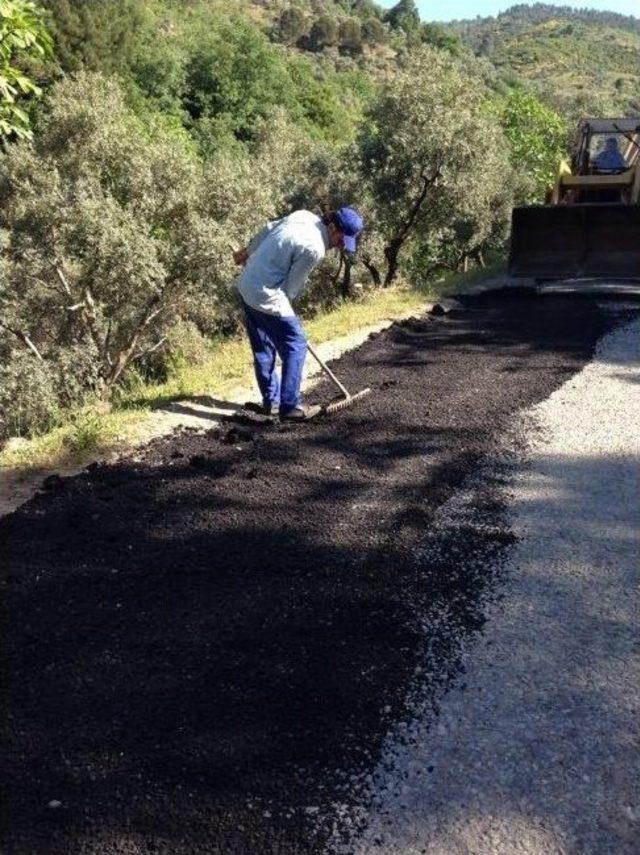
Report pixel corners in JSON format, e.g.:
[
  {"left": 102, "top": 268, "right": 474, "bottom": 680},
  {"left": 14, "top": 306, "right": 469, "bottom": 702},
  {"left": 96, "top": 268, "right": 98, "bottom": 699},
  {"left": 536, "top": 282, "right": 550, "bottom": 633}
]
[{"left": 509, "top": 204, "right": 640, "bottom": 280}]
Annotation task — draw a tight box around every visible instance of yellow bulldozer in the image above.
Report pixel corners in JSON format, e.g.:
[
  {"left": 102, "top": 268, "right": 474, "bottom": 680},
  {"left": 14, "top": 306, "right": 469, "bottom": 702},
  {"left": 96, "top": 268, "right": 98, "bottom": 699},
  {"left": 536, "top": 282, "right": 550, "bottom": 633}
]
[{"left": 509, "top": 118, "right": 640, "bottom": 280}]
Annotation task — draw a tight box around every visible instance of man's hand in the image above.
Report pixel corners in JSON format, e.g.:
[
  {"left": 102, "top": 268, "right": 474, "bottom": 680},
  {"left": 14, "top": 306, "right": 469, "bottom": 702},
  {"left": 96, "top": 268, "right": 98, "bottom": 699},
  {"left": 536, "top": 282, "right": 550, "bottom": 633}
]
[{"left": 231, "top": 246, "right": 248, "bottom": 267}]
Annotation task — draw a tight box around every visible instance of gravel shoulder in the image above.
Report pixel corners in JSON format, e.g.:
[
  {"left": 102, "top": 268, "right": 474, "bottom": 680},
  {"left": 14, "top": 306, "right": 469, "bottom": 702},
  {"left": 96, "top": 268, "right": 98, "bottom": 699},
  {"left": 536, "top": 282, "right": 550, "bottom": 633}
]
[{"left": 345, "top": 316, "right": 640, "bottom": 855}]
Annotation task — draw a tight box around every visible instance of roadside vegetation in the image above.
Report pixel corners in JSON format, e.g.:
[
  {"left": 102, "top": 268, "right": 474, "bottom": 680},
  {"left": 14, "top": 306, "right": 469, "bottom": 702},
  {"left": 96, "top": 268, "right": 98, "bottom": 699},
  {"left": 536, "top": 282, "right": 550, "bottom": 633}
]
[
  {"left": 0, "top": 262, "right": 500, "bottom": 471},
  {"left": 0, "top": 0, "right": 632, "bottom": 470}
]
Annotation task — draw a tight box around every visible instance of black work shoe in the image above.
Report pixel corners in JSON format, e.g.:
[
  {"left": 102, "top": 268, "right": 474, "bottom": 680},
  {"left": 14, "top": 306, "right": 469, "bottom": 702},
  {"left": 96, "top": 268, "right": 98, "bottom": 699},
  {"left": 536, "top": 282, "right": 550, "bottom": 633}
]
[
  {"left": 244, "top": 401, "right": 279, "bottom": 416},
  {"left": 279, "top": 404, "right": 322, "bottom": 422}
]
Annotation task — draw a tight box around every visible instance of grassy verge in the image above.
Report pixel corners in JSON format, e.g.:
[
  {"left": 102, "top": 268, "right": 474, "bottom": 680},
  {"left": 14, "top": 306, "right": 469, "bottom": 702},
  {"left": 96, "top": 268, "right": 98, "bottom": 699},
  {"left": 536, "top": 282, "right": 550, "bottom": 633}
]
[{"left": 0, "top": 264, "right": 501, "bottom": 474}]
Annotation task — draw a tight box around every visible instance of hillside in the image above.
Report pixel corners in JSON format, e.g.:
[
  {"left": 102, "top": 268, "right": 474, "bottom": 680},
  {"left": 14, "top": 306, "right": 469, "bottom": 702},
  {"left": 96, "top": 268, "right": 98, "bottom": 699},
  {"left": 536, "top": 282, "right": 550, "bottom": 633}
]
[
  {"left": 245, "top": 1, "right": 640, "bottom": 117},
  {"left": 449, "top": 3, "right": 640, "bottom": 115}
]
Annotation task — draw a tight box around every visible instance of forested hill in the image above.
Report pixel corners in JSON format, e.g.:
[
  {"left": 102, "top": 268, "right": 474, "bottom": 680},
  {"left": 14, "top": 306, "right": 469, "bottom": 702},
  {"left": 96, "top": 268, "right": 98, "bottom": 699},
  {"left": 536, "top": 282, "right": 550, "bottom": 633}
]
[
  {"left": 448, "top": 3, "right": 640, "bottom": 114},
  {"left": 452, "top": 4, "right": 640, "bottom": 36}
]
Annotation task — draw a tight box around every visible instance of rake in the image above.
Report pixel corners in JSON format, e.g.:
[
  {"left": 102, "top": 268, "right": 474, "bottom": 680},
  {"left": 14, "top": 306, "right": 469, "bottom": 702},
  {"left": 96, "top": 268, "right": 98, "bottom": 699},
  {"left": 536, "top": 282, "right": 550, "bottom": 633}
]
[{"left": 306, "top": 342, "right": 371, "bottom": 414}]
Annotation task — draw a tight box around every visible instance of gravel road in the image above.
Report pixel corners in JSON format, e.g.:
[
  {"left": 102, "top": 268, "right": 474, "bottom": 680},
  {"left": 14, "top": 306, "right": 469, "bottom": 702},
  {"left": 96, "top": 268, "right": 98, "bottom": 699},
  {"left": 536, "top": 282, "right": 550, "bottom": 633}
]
[
  {"left": 1, "top": 292, "right": 637, "bottom": 854},
  {"left": 340, "top": 315, "right": 640, "bottom": 855}
]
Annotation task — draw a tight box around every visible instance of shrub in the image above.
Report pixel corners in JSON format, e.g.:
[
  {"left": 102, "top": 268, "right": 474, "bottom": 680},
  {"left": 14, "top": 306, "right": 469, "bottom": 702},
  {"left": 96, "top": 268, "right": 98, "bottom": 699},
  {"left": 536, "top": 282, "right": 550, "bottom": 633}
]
[
  {"left": 276, "top": 7, "right": 308, "bottom": 45},
  {"left": 309, "top": 15, "right": 339, "bottom": 51},
  {"left": 182, "top": 17, "right": 297, "bottom": 145},
  {"left": 421, "top": 23, "right": 463, "bottom": 55},
  {"left": 129, "top": 35, "right": 186, "bottom": 118},
  {"left": 362, "top": 17, "right": 385, "bottom": 46},
  {"left": 42, "top": 0, "right": 145, "bottom": 73},
  {"left": 134, "top": 318, "right": 213, "bottom": 382},
  {"left": 287, "top": 57, "right": 356, "bottom": 144},
  {"left": 63, "top": 408, "right": 106, "bottom": 455},
  {"left": 0, "top": 351, "right": 61, "bottom": 438},
  {"left": 0, "top": 72, "right": 219, "bottom": 401},
  {"left": 338, "top": 19, "right": 363, "bottom": 54}
]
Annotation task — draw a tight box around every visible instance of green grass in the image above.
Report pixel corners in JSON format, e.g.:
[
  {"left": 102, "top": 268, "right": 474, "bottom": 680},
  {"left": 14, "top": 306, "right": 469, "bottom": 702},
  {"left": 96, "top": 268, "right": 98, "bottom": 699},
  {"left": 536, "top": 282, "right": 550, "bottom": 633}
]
[
  {"left": 1, "top": 407, "right": 154, "bottom": 472},
  {"left": 0, "top": 264, "right": 501, "bottom": 474}
]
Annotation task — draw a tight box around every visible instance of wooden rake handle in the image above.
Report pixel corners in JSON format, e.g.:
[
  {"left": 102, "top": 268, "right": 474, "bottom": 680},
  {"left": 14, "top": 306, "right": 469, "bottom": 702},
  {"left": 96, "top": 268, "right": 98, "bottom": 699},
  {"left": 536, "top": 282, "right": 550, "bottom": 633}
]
[{"left": 306, "top": 342, "right": 351, "bottom": 399}]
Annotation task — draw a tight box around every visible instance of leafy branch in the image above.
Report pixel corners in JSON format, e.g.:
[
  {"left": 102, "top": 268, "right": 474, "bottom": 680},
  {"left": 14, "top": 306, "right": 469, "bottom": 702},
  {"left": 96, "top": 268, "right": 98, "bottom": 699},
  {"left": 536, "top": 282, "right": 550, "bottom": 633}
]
[{"left": 0, "top": 0, "right": 52, "bottom": 142}]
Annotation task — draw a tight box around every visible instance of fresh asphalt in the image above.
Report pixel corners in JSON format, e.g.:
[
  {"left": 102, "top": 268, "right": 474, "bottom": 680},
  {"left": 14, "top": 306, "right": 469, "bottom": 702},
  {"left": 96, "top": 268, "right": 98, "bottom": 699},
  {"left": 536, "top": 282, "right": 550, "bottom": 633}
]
[{"left": 1, "top": 291, "right": 636, "bottom": 854}]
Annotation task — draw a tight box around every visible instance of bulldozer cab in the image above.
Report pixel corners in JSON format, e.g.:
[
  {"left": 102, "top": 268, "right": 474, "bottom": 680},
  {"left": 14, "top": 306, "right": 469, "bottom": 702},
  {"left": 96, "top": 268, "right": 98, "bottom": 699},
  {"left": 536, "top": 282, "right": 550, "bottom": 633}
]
[
  {"left": 574, "top": 119, "right": 640, "bottom": 177},
  {"left": 509, "top": 117, "right": 640, "bottom": 280}
]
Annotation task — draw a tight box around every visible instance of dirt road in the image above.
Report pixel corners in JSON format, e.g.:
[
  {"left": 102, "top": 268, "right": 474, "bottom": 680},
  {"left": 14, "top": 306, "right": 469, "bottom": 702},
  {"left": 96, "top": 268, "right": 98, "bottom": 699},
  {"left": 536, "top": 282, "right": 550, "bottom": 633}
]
[{"left": 1, "top": 291, "right": 636, "bottom": 854}]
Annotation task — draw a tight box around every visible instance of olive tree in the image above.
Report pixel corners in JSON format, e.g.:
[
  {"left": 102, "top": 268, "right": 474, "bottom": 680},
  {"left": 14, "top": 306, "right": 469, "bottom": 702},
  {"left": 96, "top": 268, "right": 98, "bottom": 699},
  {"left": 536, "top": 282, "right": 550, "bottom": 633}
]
[
  {"left": 0, "top": 72, "right": 224, "bottom": 398},
  {"left": 406, "top": 140, "right": 514, "bottom": 278},
  {"left": 191, "top": 110, "right": 310, "bottom": 332},
  {"left": 0, "top": 81, "right": 347, "bottom": 417},
  {"left": 358, "top": 46, "right": 513, "bottom": 284},
  {"left": 204, "top": 108, "right": 363, "bottom": 309}
]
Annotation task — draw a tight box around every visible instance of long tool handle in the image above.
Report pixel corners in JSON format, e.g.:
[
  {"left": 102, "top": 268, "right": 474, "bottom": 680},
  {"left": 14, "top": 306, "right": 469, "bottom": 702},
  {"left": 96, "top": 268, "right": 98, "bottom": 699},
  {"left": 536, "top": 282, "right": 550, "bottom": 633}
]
[{"left": 306, "top": 342, "right": 350, "bottom": 398}]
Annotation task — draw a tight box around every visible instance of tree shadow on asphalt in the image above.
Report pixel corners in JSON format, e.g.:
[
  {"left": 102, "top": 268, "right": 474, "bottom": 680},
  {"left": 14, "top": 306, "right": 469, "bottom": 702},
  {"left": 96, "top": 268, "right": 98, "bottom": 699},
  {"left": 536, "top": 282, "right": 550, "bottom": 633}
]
[
  {"left": 160, "top": 398, "right": 244, "bottom": 423},
  {"left": 3, "top": 450, "right": 635, "bottom": 854},
  {"left": 1, "top": 493, "right": 428, "bottom": 852}
]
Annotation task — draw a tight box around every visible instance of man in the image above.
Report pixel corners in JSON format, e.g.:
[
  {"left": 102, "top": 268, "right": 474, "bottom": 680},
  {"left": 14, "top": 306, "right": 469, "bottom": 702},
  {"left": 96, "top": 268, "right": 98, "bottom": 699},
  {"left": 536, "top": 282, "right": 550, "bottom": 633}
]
[
  {"left": 594, "top": 137, "right": 627, "bottom": 172},
  {"left": 233, "top": 207, "right": 364, "bottom": 421}
]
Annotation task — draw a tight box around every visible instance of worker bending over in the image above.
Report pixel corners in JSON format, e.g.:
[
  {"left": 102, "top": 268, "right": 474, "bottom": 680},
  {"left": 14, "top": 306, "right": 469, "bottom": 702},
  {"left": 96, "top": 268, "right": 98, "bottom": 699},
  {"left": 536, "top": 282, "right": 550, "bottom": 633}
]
[{"left": 233, "top": 207, "right": 363, "bottom": 421}]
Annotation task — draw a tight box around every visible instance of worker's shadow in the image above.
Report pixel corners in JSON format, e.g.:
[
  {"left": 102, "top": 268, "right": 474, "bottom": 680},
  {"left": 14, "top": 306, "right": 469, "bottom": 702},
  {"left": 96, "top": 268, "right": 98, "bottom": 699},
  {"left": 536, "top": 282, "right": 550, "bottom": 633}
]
[{"left": 161, "top": 395, "right": 246, "bottom": 423}]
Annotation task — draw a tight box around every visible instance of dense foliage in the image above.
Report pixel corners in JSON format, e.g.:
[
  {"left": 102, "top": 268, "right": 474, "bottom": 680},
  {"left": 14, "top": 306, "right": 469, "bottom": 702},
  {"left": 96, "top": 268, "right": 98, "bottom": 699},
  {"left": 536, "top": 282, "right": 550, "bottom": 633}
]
[
  {"left": 496, "top": 88, "right": 567, "bottom": 202},
  {"left": 1, "top": 0, "right": 637, "bottom": 439},
  {"left": 457, "top": 4, "right": 640, "bottom": 37},
  {"left": 40, "top": 0, "right": 145, "bottom": 73}
]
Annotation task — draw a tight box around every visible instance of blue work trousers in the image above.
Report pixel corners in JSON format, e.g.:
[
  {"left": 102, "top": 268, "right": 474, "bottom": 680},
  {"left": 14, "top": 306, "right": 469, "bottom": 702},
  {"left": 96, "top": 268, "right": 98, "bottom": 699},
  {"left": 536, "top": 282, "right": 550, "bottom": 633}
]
[{"left": 242, "top": 301, "right": 307, "bottom": 412}]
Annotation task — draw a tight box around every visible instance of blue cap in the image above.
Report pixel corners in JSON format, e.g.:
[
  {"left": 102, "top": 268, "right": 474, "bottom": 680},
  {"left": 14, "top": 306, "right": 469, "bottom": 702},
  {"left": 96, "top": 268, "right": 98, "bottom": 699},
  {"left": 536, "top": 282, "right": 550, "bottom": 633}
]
[{"left": 335, "top": 207, "right": 364, "bottom": 253}]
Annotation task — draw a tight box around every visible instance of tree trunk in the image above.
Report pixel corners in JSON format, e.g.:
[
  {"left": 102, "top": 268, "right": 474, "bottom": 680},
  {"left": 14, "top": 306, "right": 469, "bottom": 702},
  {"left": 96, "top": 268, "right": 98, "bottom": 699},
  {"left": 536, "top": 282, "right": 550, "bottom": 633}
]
[
  {"left": 94, "top": 376, "right": 110, "bottom": 401},
  {"left": 104, "top": 303, "right": 164, "bottom": 389},
  {"left": 382, "top": 168, "right": 441, "bottom": 286},
  {"left": 384, "top": 239, "right": 402, "bottom": 286},
  {"left": 361, "top": 253, "right": 381, "bottom": 287},
  {"left": 340, "top": 252, "right": 352, "bottom": 298},
  {"left": 473, "top": 248, "right": 485, "bottom": 268}
]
